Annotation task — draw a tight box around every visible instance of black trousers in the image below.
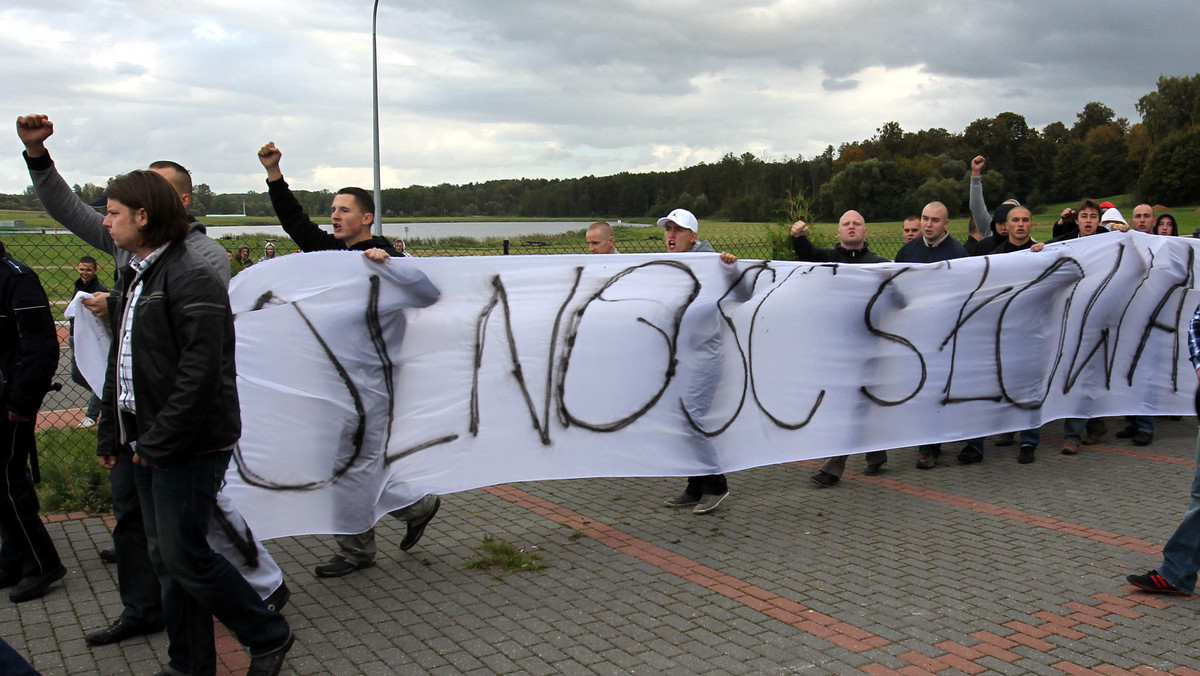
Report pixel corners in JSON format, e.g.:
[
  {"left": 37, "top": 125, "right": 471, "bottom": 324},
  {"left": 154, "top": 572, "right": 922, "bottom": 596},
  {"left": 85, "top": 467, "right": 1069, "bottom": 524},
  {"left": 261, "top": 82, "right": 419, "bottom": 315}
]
[
  {"left": 686, "top": 473, "right": 728, "bottom": 497},
  {"left": 0, "top": 417, "right": 61, "bottom": 578}
]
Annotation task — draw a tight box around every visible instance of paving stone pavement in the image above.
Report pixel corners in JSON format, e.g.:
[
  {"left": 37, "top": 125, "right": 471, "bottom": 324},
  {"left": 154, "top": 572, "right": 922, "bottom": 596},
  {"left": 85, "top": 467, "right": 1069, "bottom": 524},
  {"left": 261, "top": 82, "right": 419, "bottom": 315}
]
[{"left": 4, "top": 417, "right": 1200, "bottom": 675}]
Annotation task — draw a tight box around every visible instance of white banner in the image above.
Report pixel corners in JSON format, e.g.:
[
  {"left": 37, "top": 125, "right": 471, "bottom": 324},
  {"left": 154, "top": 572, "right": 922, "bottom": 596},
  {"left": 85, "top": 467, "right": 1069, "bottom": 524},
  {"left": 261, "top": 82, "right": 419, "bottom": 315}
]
[{"left": 222, "top": 232, "right": 1200, "bottom": 539}]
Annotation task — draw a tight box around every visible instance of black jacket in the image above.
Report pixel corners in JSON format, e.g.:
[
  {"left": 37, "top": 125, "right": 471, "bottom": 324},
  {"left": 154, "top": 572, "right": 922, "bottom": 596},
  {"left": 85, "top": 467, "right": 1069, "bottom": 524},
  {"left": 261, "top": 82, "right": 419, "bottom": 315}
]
[
  {"left": 0, "top": 256, "right": 58, "bottom": 417},
  {"left": 268, "top": 178, "right": 399, "bottom": 255},
  {"left": 97, "top": 241, "right": 240, "bottom": 467},
  {"left": 791, "top": 236, "right": 890, "bottom": 264}
]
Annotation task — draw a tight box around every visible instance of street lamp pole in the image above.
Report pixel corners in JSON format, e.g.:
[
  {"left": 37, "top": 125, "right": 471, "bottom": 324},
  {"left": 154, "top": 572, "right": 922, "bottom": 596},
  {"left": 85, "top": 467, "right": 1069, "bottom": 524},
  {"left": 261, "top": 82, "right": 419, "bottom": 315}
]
[{"left": 371, "top": 0, "right": 383, "bottom": 236}]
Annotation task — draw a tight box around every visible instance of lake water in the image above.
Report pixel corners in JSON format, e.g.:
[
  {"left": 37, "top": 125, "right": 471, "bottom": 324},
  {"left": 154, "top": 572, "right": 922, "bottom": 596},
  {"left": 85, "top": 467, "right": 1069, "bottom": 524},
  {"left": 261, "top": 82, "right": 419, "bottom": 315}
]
[{"left": 203, "top": 220, "right": 632, "bottom": 241}]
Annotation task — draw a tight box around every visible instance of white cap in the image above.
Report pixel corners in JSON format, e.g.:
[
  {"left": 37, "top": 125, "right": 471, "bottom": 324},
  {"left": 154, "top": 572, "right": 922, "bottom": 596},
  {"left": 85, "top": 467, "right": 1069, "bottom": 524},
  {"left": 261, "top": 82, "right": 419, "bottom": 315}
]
[
  {"left": 656, "top": 208, "right": 698, "bottom": 233},
  {"left": 1101, "top": 207, "right": 1127, "bottom": 225}
]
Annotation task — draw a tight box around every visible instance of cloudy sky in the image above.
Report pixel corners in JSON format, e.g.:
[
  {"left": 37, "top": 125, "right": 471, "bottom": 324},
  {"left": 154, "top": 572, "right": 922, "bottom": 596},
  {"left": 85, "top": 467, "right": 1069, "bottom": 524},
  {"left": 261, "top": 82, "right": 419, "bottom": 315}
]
[{"left": 3, "top": 0, "right": 1198, "bottom": 195}]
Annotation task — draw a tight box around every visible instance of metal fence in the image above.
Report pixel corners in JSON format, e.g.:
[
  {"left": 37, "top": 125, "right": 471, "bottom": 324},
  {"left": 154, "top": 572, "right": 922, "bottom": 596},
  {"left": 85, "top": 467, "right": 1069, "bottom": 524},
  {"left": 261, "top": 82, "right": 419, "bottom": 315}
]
[{"left": 4, "top": 227, "right": 914, "bottom": 483}]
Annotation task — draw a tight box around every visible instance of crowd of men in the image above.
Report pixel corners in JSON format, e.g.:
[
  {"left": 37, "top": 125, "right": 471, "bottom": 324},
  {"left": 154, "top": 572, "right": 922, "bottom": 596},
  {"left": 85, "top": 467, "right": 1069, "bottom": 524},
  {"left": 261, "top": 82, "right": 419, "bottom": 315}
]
[{"left": 2, "top": 114, "right": 1200, "bottom": 676}]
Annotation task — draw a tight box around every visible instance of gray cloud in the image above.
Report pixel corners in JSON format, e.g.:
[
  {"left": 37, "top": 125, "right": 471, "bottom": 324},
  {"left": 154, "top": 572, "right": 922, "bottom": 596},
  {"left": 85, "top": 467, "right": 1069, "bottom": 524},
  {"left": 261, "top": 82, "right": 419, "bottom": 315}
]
[{"left": 2, "top": 0, "right": 1200, "bottom": 194}]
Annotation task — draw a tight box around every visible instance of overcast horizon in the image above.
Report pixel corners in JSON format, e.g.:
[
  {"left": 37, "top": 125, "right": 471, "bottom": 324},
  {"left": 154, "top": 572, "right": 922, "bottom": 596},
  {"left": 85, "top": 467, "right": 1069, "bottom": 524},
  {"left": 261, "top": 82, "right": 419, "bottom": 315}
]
[{"left": 4, "top": 1, "right": 1199, "bottom": 195}]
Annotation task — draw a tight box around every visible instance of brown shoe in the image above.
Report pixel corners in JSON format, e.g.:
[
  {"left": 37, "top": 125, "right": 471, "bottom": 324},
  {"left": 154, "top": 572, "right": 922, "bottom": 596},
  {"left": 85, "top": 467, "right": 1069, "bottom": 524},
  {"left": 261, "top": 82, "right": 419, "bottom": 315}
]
[
  {"left": 1062, "top": 441, "right": 1080, "bottom": 455},
  {"left": 1082, "top": 422, "right": 1108, "bottom": 445}
]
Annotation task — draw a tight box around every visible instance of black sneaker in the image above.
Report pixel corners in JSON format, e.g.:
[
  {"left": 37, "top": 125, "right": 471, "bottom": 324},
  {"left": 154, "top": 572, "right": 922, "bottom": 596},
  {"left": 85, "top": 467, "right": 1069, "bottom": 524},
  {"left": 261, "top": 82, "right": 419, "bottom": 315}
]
[
  {"left": 1126, "top": 570, "right": 1188, "bottom": 596},
  {"left": 1115, "top": 426, "right": 1138, "bottom": 439},
  {"left": 314, "top": 555, "right": 374, "bottom": 578},
  {"left": 863, "top": 461, "right": 885, "bottom": 476},
  {"left": 1132, "top": 431, "right": 1154, "bottom": 446},
  {"left": 400, "top": 496, "right": 441, "bottom": 551},
  {"left": 9, "top": 564, "right": 66, "bottom": 603},
  {"left": 957, "top": 446, "right": 983, "bottom": 464},
  {"left": 1017, "top": 445, "right": 1036, "bottom": 464},
  {"left": 99, "top": 547, "right": 117, "bottom": 564},
  {"left": 809, "top": 471, "right": 839, "bottom": 487}
]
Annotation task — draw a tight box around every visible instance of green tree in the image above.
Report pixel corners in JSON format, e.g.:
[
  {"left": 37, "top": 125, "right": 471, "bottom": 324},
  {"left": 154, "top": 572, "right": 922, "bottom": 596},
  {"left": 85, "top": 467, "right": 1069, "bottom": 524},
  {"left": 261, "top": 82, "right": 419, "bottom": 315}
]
[
  {"left": 1136, "top": 73, "right": 1200, "bottom": 143},
  {"left": 1072, "top": 102, "right": 1117, "bottom": 140},
  {"left": 1138, "top": 126, "right": 1200, "bottom": 204}
]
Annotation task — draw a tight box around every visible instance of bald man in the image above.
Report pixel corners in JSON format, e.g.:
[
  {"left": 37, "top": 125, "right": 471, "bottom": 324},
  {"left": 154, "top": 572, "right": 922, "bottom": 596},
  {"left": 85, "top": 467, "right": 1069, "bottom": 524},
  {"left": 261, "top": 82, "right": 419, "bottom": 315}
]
[
  {"left": 790, "top": 210, "right": 889, "bottom": 264},
  {"left": 1131, "top": 204, "right": 1155, "bottom": 234},
  {"left": 586, "top": 221, "right": 618, "bottom": 254},
  {"left": 791, "top": 211, "right": 890, "bottom": 485},
  {"left": 895, "top": 202, "right": 982, "bottom": 468}
]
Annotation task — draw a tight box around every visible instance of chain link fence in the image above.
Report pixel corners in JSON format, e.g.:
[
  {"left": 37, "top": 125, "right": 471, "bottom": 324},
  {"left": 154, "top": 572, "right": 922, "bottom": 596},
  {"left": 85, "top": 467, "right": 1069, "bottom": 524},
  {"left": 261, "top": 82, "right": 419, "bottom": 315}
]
[{"left": 2, "top": 224, "right": 914, "bottom": 509}]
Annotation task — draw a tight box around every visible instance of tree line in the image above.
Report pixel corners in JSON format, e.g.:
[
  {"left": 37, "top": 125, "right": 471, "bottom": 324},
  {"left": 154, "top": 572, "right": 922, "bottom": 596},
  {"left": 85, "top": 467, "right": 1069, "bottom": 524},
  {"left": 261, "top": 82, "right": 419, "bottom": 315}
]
[{"left": 5, "top": 74, "right": 1199, "bottom": 222}]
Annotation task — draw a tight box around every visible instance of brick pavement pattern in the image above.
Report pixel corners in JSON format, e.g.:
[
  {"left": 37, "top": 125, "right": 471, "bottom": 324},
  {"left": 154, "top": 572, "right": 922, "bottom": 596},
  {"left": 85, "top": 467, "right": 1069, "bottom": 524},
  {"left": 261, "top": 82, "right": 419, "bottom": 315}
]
[{"left": 4, "top": 417, "right": 1200, "bottom": 675}]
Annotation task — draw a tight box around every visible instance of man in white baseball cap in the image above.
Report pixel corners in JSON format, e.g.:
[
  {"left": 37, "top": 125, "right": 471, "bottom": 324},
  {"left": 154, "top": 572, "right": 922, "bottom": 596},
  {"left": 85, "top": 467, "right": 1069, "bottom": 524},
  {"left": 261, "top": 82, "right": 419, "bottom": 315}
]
[{"left": 657, "top": 208, "right": 738, "bottom": 514}]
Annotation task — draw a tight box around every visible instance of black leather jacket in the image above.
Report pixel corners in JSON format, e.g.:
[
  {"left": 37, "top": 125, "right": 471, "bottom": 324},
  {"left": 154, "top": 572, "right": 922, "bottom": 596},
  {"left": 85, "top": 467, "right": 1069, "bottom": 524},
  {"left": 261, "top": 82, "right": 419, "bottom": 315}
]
[{"left": 97, "top": 240, "right": 240, "bottom": 467}]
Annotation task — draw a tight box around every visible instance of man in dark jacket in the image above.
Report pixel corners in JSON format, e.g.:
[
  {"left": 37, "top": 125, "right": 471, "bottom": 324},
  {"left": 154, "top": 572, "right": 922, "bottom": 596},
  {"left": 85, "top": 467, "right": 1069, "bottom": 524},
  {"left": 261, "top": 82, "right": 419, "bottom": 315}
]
[
  {"left": 258, "top": 141, "right": 442, "bottom": 578},
  {"left": 98, "top": 170, "right": 293, "bottom": 676},
  {"left": 0, "top": 240, "right": 65, "bottom": 603},
  {"left": 791, "top": 211, "right": 890, "bottom": 486},
  {"left": 895, "top": 202, "right": 983, "bottom": 467},
  {"left": 17, "top": 114, "right": 288, "bottom": 647},
  {"left": 790, "top": 210, "right": 889, "bottom": 265}
]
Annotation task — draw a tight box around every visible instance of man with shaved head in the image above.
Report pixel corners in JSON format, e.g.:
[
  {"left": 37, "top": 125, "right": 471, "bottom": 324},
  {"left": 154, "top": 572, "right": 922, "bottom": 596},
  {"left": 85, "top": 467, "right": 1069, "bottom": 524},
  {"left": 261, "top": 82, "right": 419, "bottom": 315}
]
[
  {"left": 585, "top": 221, "right": 618, "bottom": 254},
  {"left": 901, "top": 216, "right": 921, "bottom": 243},
  {"left": 1131, "top": 204, "right": 1155, "bottom": 234},
  {"left": 895, "top": 202, "right": 969, "bottom": 264},
  {"left": 895, "top": 202, "right": 981, "bottom": 469},
  {"left": 790, "top": 210, "right": 889, "bottom": 265},
  {"left": 791, "top": 211, "right": 890, "bottom": 486}
]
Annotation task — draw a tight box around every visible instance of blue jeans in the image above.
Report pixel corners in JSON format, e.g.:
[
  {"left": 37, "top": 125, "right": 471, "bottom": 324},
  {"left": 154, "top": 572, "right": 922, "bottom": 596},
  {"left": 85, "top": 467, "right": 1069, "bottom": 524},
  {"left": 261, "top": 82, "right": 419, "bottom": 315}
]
[
  {"left": 134, "top": 451, "right": 289, "bottom": 676},
  {"left": 1158, "top": 429, "right": 1200, "bottom": 594},
  {"left": 1019, "top": 429, "right": 1041, "bottom": 447},
  {"left": 1124, "top": 415, "right": 1155, "bottom": 435}
]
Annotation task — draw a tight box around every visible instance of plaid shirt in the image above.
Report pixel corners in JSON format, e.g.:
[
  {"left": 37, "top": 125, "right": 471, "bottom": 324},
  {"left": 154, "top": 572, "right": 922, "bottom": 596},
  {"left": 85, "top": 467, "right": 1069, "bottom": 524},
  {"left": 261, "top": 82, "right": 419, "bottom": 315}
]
[{"left": 115, "top": 245, "right": 168, "bottom": 415}]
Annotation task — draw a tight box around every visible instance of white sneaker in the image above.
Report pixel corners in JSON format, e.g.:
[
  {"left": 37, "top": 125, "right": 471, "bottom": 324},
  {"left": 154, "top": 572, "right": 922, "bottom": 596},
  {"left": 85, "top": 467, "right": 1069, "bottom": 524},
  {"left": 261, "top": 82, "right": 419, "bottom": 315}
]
[{"left": 78, "top": 417, "right": 96, "bottom": 428}]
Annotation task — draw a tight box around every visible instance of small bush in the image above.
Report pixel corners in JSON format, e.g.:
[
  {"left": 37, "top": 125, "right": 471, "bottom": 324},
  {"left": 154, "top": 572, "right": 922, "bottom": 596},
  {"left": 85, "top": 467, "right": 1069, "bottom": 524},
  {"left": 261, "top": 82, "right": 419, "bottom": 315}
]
[{"left": 35, "top": 427, "right": 111, "bottom": 513}]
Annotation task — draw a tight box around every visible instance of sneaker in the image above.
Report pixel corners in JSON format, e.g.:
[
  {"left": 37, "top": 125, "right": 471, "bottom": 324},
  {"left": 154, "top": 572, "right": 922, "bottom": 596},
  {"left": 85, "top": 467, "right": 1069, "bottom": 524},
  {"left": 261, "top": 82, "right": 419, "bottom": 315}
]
[
  {"left": 1126, "top": 570, "right": 1188, "bottom": 596},
  {"left": 400, "top": 496, "right": 440, "bottom": 551},
  {"left": 78, "top": 416, "right": 96, "bottom": 428},
  {"left": 1115, "top": 426, "right": 1138, "bottom": 439},
  {"left": 663, "top": 491, "right": 700, "bottom": 508},
  {"left": 863, "top": 461, "right": 885, "bottom": 476},
  {"left": 1132, "top": 431, "right": 1154, "bottom": 446},
  {"left": 1062, "top": 440, "right": 1080, "bottom": 455},
  {"left": 993, "top": 432, "right": 1015, "bottom": 447},
  {"left": 809, "top": 471, "right": 839, "bottom": 487},
  {"left": 1017, "top": 445, "right": 1036, "bottom": 464},
  {"left": 1082, "top": 421, "right": 1108, "bottom": 445},
  {"left": 9, "top": 564, "right": 67, "bottom": 603},
  {"left": 916, "top": 451, "right": 936, "bottom": 469},
  {"left": 957, "top": 446, "right": 983, "bottom": 465},
  {"left": 314, "top": 555, "right": 374, "bottom": 578},
  {"left": 692, "top": 492, "right": 728, "bottom": 515}
]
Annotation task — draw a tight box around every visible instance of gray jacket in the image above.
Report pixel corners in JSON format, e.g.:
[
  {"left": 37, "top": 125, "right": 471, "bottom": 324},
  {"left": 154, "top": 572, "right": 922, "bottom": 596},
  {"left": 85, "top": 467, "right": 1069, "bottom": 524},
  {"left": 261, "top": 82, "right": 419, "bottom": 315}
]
[{"left": 24, "top": 151, "right": 231, "bottom": 287}]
